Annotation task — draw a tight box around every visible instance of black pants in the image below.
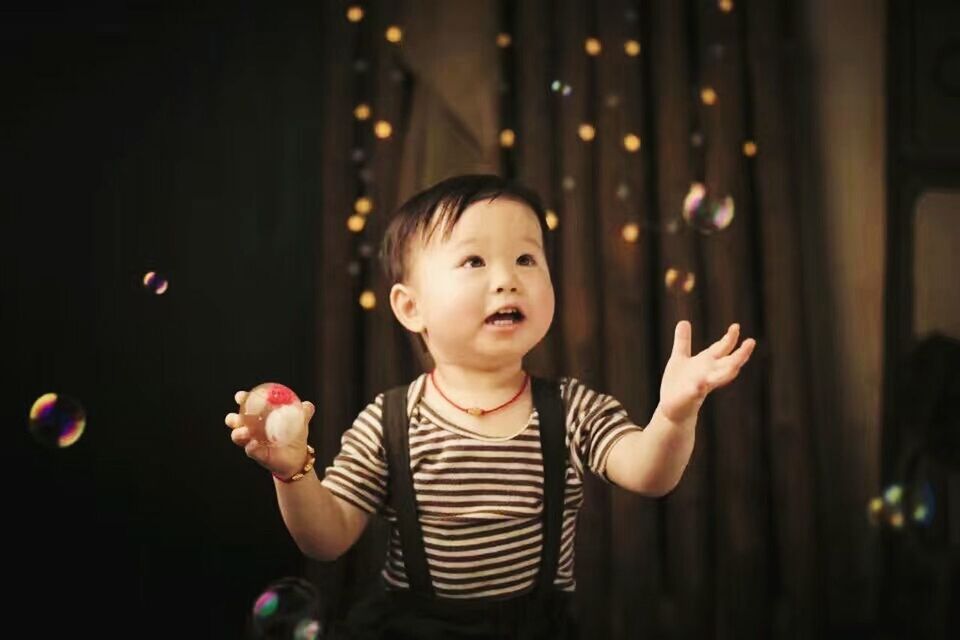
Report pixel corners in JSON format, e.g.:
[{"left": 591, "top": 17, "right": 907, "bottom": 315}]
[{"left": 330, "top": 579, "right": 579, "bottom": 640}]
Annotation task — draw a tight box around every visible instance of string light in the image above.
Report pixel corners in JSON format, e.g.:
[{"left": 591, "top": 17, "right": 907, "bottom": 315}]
[
  {"left": 624, "top": 40, "right": 641, "bottom": 57},
  {"left": 354, "top": 197, "right": 373, "bottom": 215},
  {"left": 743, "top": 140, "right": 758, "bottom": 157},
  {"left": 347, "top": 215, "right": 366, "bottom": 232},
  {"left": 701, "top": 87, "right": 718, "bottom": 105},
  {"left": 578, "top": 124, "right": 596, "bottom": 141},
  {"left": 496, "top": 33, "right": 512, "bottom": 48},
  {"left": 346, "top": 6, "right": 364, "bottom": 23},
  {"left": 353, "top": 103, "right": 371, "bottom": 121},
  {"left": 719, "top": 0, "right": 734, "bottom": 13},
  {"left": 374, "top": 120, "right": 393, "bottom": 139},
  {"left": 623, "top": 134, "right": 641, "bottom": 152},
  {"left": 584, "top": 38, "right": 602, "bottom": 56},
  {"left": 499, "top": 129, "right": 516, "bottom": 148},
  {"left": 545, "top": 210, "right": 559, "bottom": 230},
  {"left": 385, "top": 25, "right": 403, "bottom": 44},
  {"left": 621, "top": 223, "right": 640, "bottom": 243},
  {"left": 359, "top": 290, "right": 376, "bottom": 309}
]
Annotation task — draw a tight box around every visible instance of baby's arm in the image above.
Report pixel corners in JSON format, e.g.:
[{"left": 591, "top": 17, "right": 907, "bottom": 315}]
[
  {"left": 607, "top": 322, "right": 754, "bottom": 495},
  {"left": 273, "top": 472, "right": 371, "bottom": 561},
  {"left": 226, "top": 395, "right": 370, "bottom": 561},
  {"left": 604, "top": 408, "right": 696, "bottom": 497}
]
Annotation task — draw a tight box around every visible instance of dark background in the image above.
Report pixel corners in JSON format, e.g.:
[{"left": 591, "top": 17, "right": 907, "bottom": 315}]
[{"left": 5, "top": 4, "right": 322, "bottom": 636}]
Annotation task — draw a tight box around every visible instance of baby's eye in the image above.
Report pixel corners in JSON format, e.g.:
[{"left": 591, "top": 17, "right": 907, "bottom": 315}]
[
  {"left": 462, "top": 255, "right": 485, "bottom": 268},
  {"left": 517, "top": 254, "right": 536, "bottom": 266}
]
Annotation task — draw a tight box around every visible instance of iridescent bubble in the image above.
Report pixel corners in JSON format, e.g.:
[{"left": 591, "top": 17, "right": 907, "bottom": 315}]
[
  {"left": 682, "top": 183, "right": 735, "bottom": 233},
  {"left": 615, "top": 183, "right": 630, "bottom": 201},
  {"left": 561, "top": 176, "right": 576, "bottom": 191},
  {"left": 911, "top": 482, "right": 936, "bottom": 527},
  {"left": 251, "top": 577, "right": 323, "bottom": 640},
  {"left": 866, "top": 496, "right": 885, "bottom": 526},
  {"left": 690, "top": 131, "right": 704, "bottom": 147},
  {"left": 550, "top": 80, "right": 572, "bottom": 96},
  {"left": 238, "top": 383, "right": 305, "bottom": 446},
  {"left": 867, "top": 483, "right": 907, "bottom": 529},
  {"left": 350, "top": 148, "right": 366, "bottom": 164},
  {"left": 142, "top": 271, "right": 169, "bottom": 295},
  {"left": 664, "top": 267, "right": 696, "bottom": 294},
  {"left": 358, "top": 242, "right": 374, "bottom": 258},
  {"left": 868, "top": 480, "right": 937, "bottom": 531},
  {"left": 29, "top": 393, "right": 86, "bottom": 448},
  {"left": 883, "top": 484, "right": 903, "bottom": 506},
  {"left": 293, "top": 619, "right": 322, "bottom": 640},
  {"left": 347, "top": 261, "right": 361, "bottom": 277},
  {"left": 605, "top": 94, "right": 621, "bottom": 109},
  {"left": 253, "top": 590, "right": 279, "bottom": 619}
]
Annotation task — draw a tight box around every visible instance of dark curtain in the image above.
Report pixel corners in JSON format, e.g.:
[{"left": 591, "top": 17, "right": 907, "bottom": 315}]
[{"left": 314, "top": 1, "right": 824, "bottom": 638}]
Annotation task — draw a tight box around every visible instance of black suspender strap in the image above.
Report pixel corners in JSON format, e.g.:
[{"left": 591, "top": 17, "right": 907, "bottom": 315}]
[
  {"left": 382, "top": 376, "right": 566, "bottom": 599},
  {"left": 531, "top": 376, "right": 564, "bottom": 594},
  {"left": 382, "top": 384, "right": 434, "bottom": 596}
]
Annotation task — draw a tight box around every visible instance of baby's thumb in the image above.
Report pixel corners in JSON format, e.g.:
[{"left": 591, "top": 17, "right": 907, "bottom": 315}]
[{"left": 302, "top": 401, "right": 316, "bottom": 422}]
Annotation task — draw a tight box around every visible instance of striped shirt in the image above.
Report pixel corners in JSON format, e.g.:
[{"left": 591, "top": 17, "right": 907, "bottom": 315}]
[{"left": 321, "top": 374, "right": 642, "bottom": 600}]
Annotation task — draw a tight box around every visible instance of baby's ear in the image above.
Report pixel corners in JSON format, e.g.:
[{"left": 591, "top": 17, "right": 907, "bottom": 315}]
[{"left": 389, "top": 283, "right": 425, "bottom": 333}]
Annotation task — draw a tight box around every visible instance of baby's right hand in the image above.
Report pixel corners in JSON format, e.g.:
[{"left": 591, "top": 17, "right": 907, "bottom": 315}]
[{"left": 225, "top": 390, "right": 316, "bottom": 479}]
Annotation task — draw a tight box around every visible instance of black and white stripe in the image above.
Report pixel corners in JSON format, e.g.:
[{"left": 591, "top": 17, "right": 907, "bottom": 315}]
[{"left": 321, "top": 374, "right": 641, "bottom": 600}]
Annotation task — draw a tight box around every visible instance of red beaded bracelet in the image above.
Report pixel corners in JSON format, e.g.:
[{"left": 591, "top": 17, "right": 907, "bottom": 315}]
[{"left": 272, "top": 445, "right": 316, "bottom": 483}]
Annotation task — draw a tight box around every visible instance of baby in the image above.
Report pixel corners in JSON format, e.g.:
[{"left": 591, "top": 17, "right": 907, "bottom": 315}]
[{"left": 226, "top": 174, "right": 755, "bottom": 638}]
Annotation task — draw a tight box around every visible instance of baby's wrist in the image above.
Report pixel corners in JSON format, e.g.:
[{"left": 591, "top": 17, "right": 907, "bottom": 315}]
[{"left": 272, "top": 445, "right": 316, "bottom": 483}]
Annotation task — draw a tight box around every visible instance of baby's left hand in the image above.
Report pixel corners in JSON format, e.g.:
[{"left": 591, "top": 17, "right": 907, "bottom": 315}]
[{"left": 658, "top": 321, "right": 756, "bottom": 424}]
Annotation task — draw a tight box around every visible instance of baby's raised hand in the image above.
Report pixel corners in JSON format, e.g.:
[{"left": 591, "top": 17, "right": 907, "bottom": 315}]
[
  {"left": 225, "top": 390, "right": 316, "bottom": 479},
  {"left": 658, "top": 321, "right": 756, "bottom": 424}
]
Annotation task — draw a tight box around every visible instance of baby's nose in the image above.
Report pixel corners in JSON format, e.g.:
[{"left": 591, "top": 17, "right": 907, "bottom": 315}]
[{"left": 496, "top": 285, "right": 518, "bottom": 293}]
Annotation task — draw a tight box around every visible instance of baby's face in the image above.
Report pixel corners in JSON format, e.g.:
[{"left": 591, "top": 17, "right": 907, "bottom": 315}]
[{"left": 405, "top": 198, "right": 555, "bottom": 369}]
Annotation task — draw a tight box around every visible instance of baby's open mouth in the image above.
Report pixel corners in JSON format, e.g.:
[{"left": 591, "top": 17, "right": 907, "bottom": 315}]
[{"left": 485, "top": 308, "right": 525, "bottom": 326}]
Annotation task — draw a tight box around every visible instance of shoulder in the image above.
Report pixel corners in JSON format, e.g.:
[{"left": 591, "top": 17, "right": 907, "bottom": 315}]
[{"left": 556, "top": 376, "right": 601, "bottom": 405}]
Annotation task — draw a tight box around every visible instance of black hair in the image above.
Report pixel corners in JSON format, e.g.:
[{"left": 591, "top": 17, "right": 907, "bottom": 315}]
[{"left": 379, "top": 174, "right": 552, "bottom": 285}]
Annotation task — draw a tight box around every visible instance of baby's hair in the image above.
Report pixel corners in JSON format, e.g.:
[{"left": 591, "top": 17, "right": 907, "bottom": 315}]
[{"left": 380, "top": 174, "right": 552, "bottom": 286}]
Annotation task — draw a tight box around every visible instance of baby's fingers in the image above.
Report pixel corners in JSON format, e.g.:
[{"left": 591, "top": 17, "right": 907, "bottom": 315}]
[
  {"left": 302, "top": 401, "right": 315, "bottom": 422},
  {"left": 234, "top": 390, "right": 248, "bottom": 406},
  {"left": 244, "top": 439, "right": 271, "bottom": 465},
  {"left": 225, "top": 412, "right": 242, "bottom": 429},
  {"left": 230, "top": 426, "right": 251, "bottom": 446}
]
